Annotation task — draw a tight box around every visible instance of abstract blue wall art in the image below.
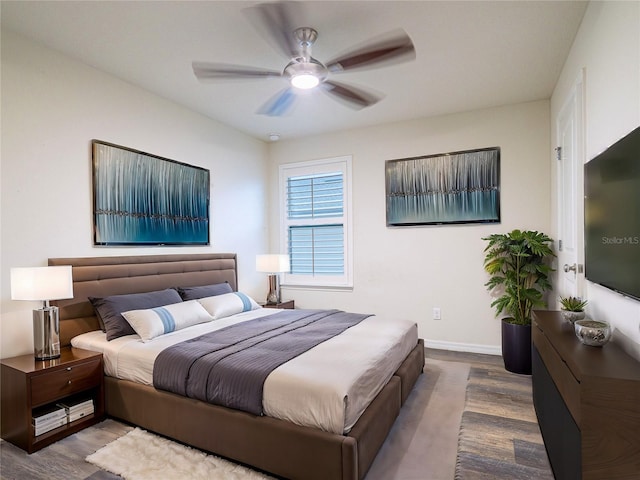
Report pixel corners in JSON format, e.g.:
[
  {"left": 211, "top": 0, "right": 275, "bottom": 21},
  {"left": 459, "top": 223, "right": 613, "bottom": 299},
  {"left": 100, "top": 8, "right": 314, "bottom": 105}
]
[
  {"left": 386, "top": 147, "right": 500, "bottom": 226},
  {"left": 92, "top": 141, "right": 210, "bottom": 245}
]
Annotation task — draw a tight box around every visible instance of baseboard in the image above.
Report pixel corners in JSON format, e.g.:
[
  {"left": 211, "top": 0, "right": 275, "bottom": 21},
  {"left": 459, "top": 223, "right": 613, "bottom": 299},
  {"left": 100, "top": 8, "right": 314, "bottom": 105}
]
[{"left": 424, "top": 339, "right": 501, "bottom": 356}]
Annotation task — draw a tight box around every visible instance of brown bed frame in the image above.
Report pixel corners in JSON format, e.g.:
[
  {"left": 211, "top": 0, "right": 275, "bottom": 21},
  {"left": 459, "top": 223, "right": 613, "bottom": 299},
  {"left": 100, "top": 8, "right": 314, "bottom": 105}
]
[{"left": 50, "top": 253, "right": 424, "bottom": 480}]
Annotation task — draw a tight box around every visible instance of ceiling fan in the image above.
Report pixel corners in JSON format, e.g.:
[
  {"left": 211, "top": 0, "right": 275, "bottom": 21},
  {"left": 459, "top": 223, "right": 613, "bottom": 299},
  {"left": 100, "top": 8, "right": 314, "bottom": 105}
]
[{"left": 192, "top": 1, "right": 416, "bottom": 116}]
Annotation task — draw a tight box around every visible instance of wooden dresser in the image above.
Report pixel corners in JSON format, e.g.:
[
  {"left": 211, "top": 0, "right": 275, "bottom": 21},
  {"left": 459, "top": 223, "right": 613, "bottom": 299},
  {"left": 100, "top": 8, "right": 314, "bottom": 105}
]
[{"left": 532, "top": 310, "right": 640, "bottom": 480}]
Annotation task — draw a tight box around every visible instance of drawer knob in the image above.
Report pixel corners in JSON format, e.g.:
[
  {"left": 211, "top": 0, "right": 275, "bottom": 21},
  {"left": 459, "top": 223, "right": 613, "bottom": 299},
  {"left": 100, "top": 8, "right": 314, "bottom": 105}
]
[
  {"left": 66, "top": 367, "right": 72, "bottom": 371},
  {"left": 67, "top": 380, "right": 72, "bottom": 385}
]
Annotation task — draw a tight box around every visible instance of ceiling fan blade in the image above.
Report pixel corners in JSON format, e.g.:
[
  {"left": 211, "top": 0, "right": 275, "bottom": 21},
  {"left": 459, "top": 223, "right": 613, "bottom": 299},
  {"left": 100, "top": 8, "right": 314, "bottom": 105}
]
[
  {"left": 322, "top": 81, "right": 382, "bottom": 110},
  {"left": 192, "top": 62, "right": 282, "bottom": 80},
  {"left": 257, "top": 87, "right": 297, "bottom": 116},
  {"left": 326, "top": 29, "right": 415, "bottom": 73},
  {"left": 244, "top": 1, "right": 305, "bottom": 59}
]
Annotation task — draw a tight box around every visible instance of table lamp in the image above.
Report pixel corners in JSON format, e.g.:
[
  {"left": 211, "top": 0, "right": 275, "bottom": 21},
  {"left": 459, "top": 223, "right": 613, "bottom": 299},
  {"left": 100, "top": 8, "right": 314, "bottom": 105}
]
[
  {"left": 256, "top": 254, "right": 290, "bottom": 304},
  {"left": 10, "top": 266, "right": 74, "bottom": 360}
]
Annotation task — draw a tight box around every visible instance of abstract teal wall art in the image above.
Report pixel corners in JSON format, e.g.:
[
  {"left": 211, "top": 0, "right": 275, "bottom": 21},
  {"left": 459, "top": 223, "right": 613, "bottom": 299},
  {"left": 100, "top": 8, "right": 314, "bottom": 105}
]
[
  {"left": 92, "top": 141, "right": 210, "bottom": 245},
  {"left": 386, "top": 147, "right": 500, "bottom": 226}
]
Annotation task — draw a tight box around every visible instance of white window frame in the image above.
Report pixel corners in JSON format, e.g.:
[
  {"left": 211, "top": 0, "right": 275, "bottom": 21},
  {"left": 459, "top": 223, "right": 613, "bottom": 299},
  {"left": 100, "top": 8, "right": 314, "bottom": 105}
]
[{"left": 279, "top": 155, "right": 353, "bottom": 289}]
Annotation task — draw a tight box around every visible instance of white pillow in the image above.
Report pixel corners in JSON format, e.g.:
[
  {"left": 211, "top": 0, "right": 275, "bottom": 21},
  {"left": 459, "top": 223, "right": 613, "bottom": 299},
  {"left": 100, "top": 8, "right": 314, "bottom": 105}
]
[
  {"left": 122, "top": 300, "right": 213, "bottom": 342},
  {"left": 197, "top": 292, "right": 260, "bottom": 320}
]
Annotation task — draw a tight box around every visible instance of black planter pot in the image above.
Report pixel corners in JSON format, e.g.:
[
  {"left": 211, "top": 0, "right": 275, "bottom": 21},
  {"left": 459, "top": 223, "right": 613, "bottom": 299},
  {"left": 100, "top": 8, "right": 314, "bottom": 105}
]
[{"left": 501, "top": 320, "right": 532, "bottom": 375}]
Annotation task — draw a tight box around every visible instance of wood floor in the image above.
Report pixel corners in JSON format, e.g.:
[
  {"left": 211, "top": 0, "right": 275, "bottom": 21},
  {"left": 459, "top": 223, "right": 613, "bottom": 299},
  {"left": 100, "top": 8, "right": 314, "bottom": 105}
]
[
  {"left": 1, "top": 419, "right": 126, "bottom": 480},
  {"left": 0, "top": 349, "right": 550, "bottom": 480},
  {"left": 425, "top": 348, "right": 504, "bottom": 367},
  {"left": 455, "top": 360, "right": 553, "bottom": 479}
]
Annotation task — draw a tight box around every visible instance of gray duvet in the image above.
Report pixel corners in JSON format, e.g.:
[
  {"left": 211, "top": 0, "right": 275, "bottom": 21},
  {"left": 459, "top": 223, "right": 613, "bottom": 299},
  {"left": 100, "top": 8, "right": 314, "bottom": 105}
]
[{"left": 153, "top": 309, "right": 370, "bottom": 415}]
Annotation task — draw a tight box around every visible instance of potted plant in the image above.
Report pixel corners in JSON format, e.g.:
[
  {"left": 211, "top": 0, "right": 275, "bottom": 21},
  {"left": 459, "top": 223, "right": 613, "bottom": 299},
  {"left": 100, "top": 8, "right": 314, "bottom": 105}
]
[
  {"left": 559, "top": 296, "right": 587, "bottom": 323},
  {"left": 483, "top": 229, "right": 555, "bottom": 374}
]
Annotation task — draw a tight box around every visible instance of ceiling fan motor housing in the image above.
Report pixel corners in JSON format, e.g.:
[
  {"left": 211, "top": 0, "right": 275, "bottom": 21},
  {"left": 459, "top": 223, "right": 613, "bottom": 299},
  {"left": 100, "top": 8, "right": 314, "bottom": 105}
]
[{"left": 285, "top": 27, "right": 327, "bottom": 89}]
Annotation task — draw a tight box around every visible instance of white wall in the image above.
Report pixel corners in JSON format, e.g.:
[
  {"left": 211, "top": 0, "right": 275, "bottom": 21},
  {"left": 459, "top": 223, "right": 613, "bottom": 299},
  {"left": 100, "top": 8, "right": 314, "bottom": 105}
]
[
  {"left": 0, "top": 31, "right": 270, "bottom": 358},
  {"left": 268, "top": 100, "right": 551, "bottom": 353},
  {"left": 551, "top": 1, "right": 640, "bottom": 360}
]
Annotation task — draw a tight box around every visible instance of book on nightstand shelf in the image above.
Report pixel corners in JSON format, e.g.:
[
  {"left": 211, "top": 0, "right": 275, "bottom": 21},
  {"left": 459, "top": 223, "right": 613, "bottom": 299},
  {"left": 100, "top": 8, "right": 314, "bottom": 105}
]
[
  {"left": 57, "top": 398, "right": 95, "bottom": 422},
  {"left": 33, "top": 416, "right": 67, "bottom": 437},
  {"left": 32, "top": 405, "right": 68, "bottom": 436},
  {"left": 32, "top": 405, "right": 66, "bottom": 426}
]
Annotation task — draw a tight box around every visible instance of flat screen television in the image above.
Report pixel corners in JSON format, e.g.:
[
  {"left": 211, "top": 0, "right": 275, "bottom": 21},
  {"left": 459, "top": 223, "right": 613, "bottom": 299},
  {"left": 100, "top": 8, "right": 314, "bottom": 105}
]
[{"left": 584, "top": 126, "right": 640, "bottom": 301}]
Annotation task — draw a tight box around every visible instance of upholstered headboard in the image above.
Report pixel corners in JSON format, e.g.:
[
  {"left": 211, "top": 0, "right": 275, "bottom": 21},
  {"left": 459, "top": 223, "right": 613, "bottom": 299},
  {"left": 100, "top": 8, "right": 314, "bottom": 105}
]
[{"left": 49, "top": 253, "right": 237, "bottom": 347}]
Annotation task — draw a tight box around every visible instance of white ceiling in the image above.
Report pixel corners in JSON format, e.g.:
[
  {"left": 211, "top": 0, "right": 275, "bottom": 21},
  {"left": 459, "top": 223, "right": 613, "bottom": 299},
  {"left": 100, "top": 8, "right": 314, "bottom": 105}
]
[{"left": 1, "top": 1, "right": 587, "bottom": 142}]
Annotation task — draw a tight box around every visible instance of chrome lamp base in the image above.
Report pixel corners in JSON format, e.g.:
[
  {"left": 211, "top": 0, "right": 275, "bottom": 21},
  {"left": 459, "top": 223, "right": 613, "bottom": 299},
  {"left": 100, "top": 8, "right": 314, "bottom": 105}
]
[
  {"left": 265, "top": 274, "right": 281, "bottom": 305},
  {"left": 33, "top": 306, "right": 61, "bottom": 360}
]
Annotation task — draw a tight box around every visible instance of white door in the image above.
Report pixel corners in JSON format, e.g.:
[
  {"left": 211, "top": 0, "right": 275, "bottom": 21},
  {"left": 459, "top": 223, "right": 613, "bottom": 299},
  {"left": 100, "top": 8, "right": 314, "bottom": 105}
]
[{"left": 556, "top": 71, "right": 586, "bottom": 299}]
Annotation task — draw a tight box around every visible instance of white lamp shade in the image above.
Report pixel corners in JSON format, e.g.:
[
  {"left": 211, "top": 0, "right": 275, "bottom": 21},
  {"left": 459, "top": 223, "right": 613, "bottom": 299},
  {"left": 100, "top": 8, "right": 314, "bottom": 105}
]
[
  {"left": 256, "top": 254, "right": 290, "bottom": 273},
  {"left": 11, "top": 266, "right": 74, "bottom": 301}
]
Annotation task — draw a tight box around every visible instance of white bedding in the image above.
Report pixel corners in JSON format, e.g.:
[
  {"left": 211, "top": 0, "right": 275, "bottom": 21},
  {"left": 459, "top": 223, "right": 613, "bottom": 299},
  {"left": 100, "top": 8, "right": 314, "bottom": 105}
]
[{"left": 72, "top": 308, "right": 419, "bottom": 434}]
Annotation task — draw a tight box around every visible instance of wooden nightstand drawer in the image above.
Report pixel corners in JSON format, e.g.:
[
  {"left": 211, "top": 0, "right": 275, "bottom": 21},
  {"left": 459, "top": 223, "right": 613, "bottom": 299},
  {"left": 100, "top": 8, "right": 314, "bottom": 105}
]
[{"left": 31, "top": 358, "right": 102, "bottom": 407}]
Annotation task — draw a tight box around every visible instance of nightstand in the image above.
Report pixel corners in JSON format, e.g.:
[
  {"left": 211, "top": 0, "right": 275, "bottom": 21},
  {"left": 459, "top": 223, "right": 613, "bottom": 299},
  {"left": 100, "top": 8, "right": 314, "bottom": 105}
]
[
  {"left": 262, "top": 300, "right": 295, "bottom": 309},
  {"left": 1, "top": 347, "right": 105, "bottom": 453}
]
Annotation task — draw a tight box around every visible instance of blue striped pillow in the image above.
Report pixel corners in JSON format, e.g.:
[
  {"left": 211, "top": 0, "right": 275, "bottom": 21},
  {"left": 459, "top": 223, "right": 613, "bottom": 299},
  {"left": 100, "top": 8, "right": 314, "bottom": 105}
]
[
  {"left": 197, "top": 292, "right": 260, "bottom": 320},
  {"left": 121, "top": 300, "right": 212, "bottom": 342}
]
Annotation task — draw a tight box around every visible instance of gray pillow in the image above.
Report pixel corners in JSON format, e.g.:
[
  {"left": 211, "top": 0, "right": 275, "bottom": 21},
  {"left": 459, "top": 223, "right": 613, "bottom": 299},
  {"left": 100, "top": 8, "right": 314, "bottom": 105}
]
[
  {"left": 175, "top": 282, "right": 233, "bottom": 301},
  {"left": 89, "top": 288, "right": 183, "bottom": 341}
]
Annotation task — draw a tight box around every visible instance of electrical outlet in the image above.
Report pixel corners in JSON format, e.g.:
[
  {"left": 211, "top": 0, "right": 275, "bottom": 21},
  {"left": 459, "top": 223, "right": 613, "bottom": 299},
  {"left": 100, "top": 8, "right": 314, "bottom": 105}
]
[{"left": 433, "top": 307, "right": 441, "bottom": 320}]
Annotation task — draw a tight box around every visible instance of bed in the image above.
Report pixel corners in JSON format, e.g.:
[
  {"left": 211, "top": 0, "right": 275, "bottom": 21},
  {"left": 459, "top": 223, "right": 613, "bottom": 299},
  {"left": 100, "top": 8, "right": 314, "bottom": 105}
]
[{"left": 50, "top": 253, "right": 424, "bottom": 480}]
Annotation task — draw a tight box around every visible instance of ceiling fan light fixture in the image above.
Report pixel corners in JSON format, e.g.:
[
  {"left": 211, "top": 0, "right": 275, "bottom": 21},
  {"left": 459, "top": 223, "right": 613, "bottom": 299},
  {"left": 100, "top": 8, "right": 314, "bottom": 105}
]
[
  {"left": 291, "top": 73, "right": 319, "bottom": 89},
  {"left": 284, "top": 58, "right": 327, "bottom": 90}
]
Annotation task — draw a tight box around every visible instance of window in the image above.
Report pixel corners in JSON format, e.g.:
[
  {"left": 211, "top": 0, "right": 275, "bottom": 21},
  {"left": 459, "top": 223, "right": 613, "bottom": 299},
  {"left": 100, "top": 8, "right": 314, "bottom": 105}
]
[{"left": 279, "top": 156, "right": 352, "bottom": 288}]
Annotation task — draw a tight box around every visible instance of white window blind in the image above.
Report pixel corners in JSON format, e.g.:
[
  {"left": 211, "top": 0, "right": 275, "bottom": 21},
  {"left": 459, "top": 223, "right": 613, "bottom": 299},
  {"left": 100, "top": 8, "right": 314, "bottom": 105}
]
[
  {"left": 287, "top": 173, "right": 343, "bottom": 219},
  {"left": 279, "top": 157, "right": 352, "bottom": 287},
  {"left": 288, "top": 225, "right": 344, "bottom": 275}
]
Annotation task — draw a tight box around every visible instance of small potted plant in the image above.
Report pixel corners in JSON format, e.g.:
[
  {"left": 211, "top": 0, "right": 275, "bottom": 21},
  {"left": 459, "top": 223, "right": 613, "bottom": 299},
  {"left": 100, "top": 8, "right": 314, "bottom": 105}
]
[{"left": 559, "top": 296, "right": 587, "bottom": 324}]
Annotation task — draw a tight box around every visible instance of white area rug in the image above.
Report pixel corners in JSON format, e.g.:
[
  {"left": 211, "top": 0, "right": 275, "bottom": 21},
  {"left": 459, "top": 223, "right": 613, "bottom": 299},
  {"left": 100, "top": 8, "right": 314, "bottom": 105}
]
[{"left": 86, "top": 428, "right": 274, "bottom": 480}]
